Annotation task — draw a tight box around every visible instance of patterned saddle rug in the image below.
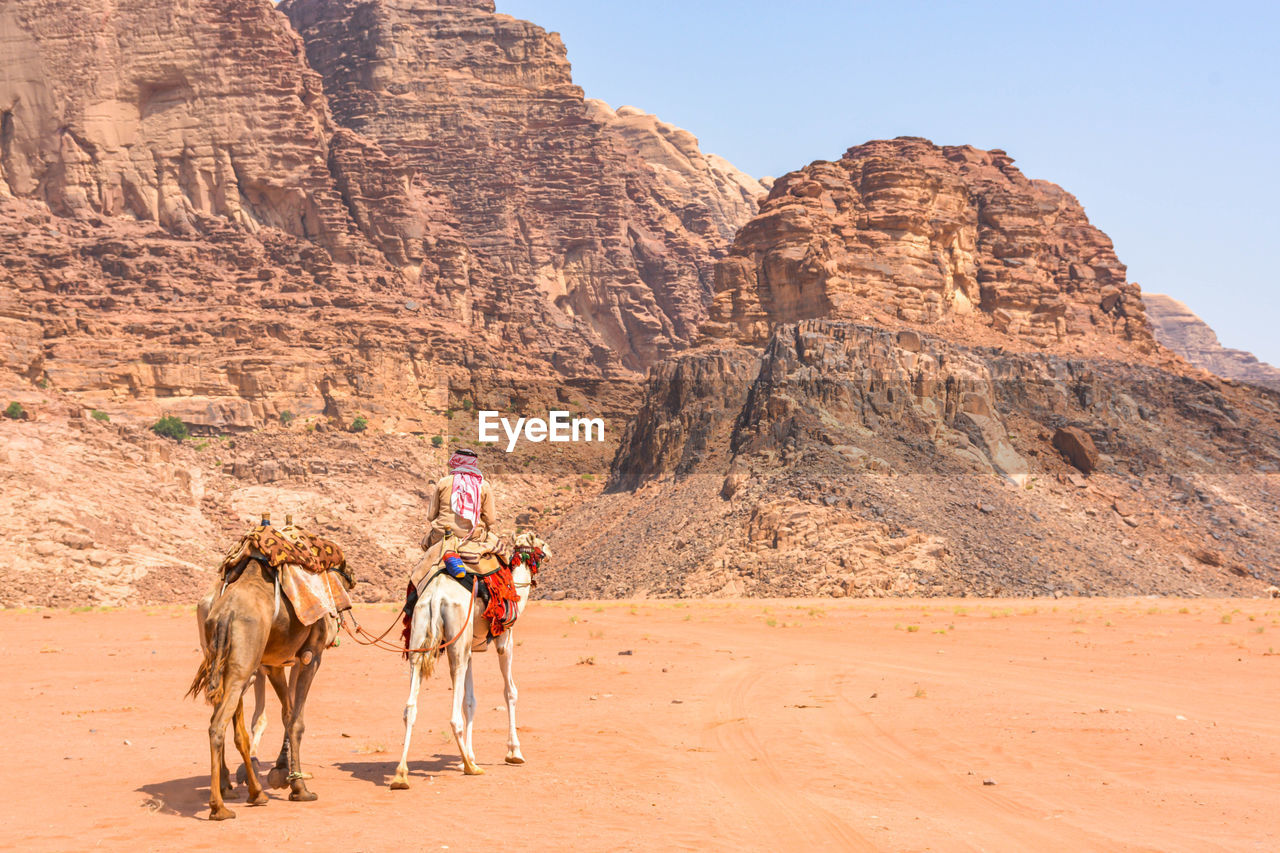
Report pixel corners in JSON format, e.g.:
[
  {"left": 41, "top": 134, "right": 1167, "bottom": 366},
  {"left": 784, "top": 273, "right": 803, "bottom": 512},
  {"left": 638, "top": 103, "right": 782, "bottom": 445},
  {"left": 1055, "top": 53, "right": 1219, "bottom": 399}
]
[{"left": 218, "top": 522, "right": 353, "bottom": 626}]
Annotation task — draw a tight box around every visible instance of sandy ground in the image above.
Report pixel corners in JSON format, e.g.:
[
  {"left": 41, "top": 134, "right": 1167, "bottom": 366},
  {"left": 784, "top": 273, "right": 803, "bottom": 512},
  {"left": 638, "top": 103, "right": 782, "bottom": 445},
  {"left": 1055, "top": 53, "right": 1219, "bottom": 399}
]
[{"left": 0, "top": 598, "right": 1277, "bottom": 852}]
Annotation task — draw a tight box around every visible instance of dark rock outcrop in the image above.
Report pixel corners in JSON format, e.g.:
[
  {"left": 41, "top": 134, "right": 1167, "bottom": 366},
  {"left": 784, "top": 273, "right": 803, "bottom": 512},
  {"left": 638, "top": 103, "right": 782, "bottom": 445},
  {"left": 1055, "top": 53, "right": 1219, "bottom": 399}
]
[{"left": 556, "top": 318, "right": 1280, "bottom": 599}]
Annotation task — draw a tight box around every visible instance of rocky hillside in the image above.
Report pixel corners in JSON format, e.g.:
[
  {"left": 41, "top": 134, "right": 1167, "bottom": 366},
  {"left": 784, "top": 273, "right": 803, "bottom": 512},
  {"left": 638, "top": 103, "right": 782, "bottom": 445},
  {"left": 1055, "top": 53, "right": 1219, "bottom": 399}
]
[
  {"left": 1144, "top": 294, "right": 1280, "bottom": 390},
  {"left": 0, "top": 0, "right": 760, "bottom": 606},
  {"left": 1, "top": 2, "right": 1276, "bottom": 606},
  {"left": 0, "top": 0, "right": 425, "bottom": 264},
  {"left": 548, "top": 141, "right": 1280, "bottom": 600}
]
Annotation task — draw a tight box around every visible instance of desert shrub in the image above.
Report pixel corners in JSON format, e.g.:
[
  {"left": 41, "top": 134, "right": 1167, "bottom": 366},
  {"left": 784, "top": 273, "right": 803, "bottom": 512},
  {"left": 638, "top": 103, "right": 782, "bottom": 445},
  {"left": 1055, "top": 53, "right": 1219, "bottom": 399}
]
[
  {"left": 4, "top": 401, "right": 25, "bottom": 419},
  {"left": 279, "top": 410, "right": 296, "bottom": 426},
  {"left": 151, "top": 414, "right": 189, "bottom": 441},
  {"left": 90, "top": 409, "right": 110, "bottom": 422},
  {"left": 350, "top": 415, "right": 368, "bottom": 433},
  {"left": 431, "top": 434, "right": 444, "bottom": 447}
]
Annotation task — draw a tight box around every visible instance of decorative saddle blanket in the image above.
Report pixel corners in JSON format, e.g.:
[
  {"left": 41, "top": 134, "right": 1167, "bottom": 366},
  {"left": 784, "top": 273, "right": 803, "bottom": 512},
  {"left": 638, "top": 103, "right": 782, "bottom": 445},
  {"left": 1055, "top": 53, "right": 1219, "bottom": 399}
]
[
  {"left": 218, "top": 522, "right": 352, "bottom": 626},
  {"left": 399, "top": 541, "right": 546, "bottom": 655}
]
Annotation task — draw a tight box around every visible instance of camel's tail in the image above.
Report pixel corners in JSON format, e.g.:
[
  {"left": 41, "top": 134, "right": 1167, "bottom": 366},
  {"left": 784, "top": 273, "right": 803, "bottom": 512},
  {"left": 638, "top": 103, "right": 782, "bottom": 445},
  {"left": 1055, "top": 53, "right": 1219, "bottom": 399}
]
[
  {"left": 409, "top": 592, "right": 444, "bottom": 681},
  {"left": 186, "top": 619, "right": 231, "bottom": 705}
]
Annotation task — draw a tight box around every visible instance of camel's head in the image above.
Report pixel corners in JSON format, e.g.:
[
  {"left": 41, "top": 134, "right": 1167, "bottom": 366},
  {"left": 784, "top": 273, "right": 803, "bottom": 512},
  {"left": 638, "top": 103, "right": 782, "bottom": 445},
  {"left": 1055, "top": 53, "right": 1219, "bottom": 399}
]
[
  {"left": 333, "top": 560, "right": 356, "bottom": 590},
  {"left": 513, "top": 530, "right": 551, "bottom": 562},
  {"left": 510, "top": 530, "right": 550, "bottom": 587}
]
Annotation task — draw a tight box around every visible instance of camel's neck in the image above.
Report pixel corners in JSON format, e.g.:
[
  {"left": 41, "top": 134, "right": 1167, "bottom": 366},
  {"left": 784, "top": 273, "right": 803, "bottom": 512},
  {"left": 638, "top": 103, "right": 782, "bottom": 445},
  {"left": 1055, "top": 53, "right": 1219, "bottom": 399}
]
[{"left": 513, "top": 563, "right": 533, "bottom": 608}]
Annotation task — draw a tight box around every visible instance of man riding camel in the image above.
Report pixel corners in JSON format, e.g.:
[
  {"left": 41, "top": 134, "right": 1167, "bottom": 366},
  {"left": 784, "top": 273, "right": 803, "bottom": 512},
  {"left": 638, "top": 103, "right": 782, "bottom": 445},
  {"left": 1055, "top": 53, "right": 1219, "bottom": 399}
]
[{"left": 417, "top": 448, "right": 500, "bottom": 578}]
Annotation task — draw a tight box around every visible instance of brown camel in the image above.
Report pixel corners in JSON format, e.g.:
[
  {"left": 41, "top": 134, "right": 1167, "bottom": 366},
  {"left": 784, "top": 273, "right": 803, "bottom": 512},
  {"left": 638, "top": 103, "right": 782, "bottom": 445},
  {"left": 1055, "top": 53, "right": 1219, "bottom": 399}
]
[{"left": 187, "top": 559, "right": 348, "bottom": 821}]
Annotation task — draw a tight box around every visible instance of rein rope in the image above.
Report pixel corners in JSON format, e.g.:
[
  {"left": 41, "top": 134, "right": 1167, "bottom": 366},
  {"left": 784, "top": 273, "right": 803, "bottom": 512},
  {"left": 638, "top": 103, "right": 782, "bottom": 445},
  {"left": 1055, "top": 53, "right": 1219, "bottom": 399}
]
[
  {"left": 335, "top": 545, "right": 542, "bottom": 656},
  {"left": 338, "top": 572, "right": 478, "bottom": 655}
]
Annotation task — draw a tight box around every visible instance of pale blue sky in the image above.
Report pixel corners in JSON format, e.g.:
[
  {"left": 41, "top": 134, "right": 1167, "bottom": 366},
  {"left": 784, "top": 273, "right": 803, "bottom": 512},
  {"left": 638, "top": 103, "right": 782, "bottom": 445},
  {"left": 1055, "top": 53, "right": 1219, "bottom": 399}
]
[{"left": 500, "top": 0, "right": 1280, "bottom": 366}]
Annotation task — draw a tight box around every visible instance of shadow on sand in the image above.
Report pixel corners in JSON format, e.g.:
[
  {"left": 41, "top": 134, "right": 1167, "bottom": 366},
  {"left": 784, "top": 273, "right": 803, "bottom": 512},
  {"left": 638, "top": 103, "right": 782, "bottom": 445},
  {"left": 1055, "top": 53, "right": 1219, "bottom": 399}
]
[
  {"left": 137, "top": 774, "right": 219, "bottom": 820},
  {"left": 138, "top": 760, "right": 270, "bottom": 820},
  {"left": 334, "top": 756, "right": 458, "bottom": 786}
]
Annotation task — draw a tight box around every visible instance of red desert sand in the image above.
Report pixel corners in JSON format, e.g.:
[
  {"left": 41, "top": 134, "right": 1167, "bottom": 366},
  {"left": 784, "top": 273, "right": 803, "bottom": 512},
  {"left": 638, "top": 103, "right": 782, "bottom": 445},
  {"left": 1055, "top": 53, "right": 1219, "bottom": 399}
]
[{"left": 0, "top": 598, "right": 1277, "bottom": 851}]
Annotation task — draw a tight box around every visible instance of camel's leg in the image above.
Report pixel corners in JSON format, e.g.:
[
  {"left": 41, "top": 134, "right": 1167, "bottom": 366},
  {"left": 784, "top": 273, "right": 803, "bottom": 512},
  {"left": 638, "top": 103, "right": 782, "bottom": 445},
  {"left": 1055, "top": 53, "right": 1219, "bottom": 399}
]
[
  {"left": 390, "top": 656, "right": 425, "bottom": 789},
  {"left": 462, "top": 664, "right": 478, "bottom": 760},
  {"left": 250, "top": 668, "right": 269, "bottom": 754},
  {"left": 264, "top": 665, "right": 293, "bottom": 790},
  {"left": 237, "top": 669, "right": 269, "bottom": 785},
  {"left": 497, "top": 630, "right": 524, "bottom": 764},
  {"left": 233, "top": 697, "right": 268, "bottom": 806},
  {"left": 285, "top": 655, "right": 321, "bottom": 802},
  {"left": 207, "top": 677, "right": 254, "bottom": 820},
  {"left": 219, "top": 739, "right": 235, "bottom": 798},
  {"left": 447, "top": 633, "right": 483, "bottom": 775}
]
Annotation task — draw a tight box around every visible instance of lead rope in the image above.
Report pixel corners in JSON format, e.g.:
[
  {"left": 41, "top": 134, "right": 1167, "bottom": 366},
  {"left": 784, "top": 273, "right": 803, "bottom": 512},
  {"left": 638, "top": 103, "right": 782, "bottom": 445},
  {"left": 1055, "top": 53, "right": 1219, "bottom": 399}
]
[{"left": 340, "top": 578, "right": 478, "bottom": 655}]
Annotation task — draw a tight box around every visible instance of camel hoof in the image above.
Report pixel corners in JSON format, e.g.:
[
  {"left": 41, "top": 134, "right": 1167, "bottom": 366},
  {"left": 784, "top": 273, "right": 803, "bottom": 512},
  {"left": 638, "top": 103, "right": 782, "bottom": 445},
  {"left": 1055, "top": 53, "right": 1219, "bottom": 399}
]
[
  {"left": 266, "top": 767, "right": 289, "bottom": 789},
  {"left": 289, "top": 790, "right": 319, "bottom": 802},
  {"left": 249, "top": 791, "right": 269, "bottom": 806},
  {"left": 389, "top": 779, "right": 410, "bottom": 791},
  {"left": 504, "top": 754, "right": 525, "bottom": 765},
  {"left": 209, "top": 806, "right": 236, "bottom": 821}
]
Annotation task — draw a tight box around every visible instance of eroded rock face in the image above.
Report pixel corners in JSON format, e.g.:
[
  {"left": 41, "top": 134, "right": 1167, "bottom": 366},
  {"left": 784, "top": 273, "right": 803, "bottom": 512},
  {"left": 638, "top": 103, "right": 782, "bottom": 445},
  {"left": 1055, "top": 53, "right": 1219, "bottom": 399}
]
[
  {"left": 610, "top": 347, "right": 759, "bottom": 490},
  {"left": 561, "top": 317, "right": 1280, "bottom": 598},
  {"left": 0, "top": 0, "right": 424, "bottom": 264},
  {"left": 1144, "top": 294, "right": 1280, "bottom": 390},
  {"left": 734, "top": 323, "right": 1031, "bottom": 487},
  {"left": 283, "top": 0, "right": 756, "bottom": 370},
  {"left": 585, "top": 101, "right": 767, "bottom": 245},
  {"left": 1, "top": 0, "right": 767, "bottom": 435},
  {"left": 706, "top": 138, "right": 1153, "bottom": 352}
]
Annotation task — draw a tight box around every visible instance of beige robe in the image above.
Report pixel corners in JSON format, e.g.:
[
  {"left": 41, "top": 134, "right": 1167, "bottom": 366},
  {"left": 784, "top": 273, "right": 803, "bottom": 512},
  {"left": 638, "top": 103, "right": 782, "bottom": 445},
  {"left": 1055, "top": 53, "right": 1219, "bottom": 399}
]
[{"left": 411, "top": 474, "right": 500, "bottom": 587}]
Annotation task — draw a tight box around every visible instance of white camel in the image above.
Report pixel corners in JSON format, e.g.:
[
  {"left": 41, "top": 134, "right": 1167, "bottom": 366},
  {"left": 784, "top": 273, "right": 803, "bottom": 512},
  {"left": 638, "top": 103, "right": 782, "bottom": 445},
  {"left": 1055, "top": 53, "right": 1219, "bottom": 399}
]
[{"left": 390, "top": 533, "right": 549, "bottom": 788}]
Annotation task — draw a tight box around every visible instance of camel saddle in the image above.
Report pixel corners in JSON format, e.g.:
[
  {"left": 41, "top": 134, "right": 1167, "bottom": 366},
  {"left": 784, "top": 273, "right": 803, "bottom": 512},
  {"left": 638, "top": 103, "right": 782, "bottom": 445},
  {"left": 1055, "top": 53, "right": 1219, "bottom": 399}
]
[
  {"left": 218, "top": 523, "right": 347, "bottom": 579},
  {"left": 408, "top": 532, "right": 510, "bottom": 594},
  {"left": 217, "top": 523, "right": 353, "bottom": 625}
]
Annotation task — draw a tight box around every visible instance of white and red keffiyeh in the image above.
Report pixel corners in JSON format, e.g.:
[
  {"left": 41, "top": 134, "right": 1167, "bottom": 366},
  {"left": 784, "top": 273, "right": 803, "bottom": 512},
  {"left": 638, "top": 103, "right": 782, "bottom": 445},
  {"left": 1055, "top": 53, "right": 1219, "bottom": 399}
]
[{"left": 447, "top": 452, "right": 483, "bottom": 528}]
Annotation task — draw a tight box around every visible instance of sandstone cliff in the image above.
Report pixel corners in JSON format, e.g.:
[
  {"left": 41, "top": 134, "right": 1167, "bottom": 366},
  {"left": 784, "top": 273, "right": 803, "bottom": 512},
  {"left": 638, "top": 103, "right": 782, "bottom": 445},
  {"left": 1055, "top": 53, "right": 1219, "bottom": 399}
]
[
  {"left": 282, "top": 0, "right": 758, "bottom": 371},
  {"left": 0, "top": 0, "right": 430, "bottom": 265},
  {"left": 0, "top": 0, "right": 762, "bottom": 604},
  {"left": 705, "top": 138, "right": 1153, "bottom": 354},
  {"left": 1144, "top": 294, "right": 1280, "bottom": 390},
  {"left": 1, "top": 0, "right": 766, "bottom": 438},
  {"left": 584, "top": 101, "right": 767, "bottom": 245},
  {"left": 554, "top": 139, "right": 1280, "bottom": 600}
]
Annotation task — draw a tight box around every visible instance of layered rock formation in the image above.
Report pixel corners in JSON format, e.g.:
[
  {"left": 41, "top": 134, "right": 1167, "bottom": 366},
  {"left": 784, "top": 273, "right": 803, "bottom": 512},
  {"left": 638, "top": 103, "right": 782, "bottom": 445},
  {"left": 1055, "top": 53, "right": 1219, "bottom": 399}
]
[
  {"left": 0, "top": 0, "right": 430, "bottom": 265},
  {"left": 0, "top": 0, "right": 761, "bottom": 604},
  {"left": 0, "top": 0, "right": 765, "bottom": 437},
  {"left": 706, "top": 138, "right": 1152, "bottom": 353},
  {"left": 1144, "top": 294, "right": 1280, "bottom": 390},
  {"left": 585, "top": 101, "right": 766, "bottom": 245},
  {"left": 282, "top": 0, "right": 759, "bottom": 370},
  {"left": 551, "top": 139, "right": 1280, "bottom": 600}
]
